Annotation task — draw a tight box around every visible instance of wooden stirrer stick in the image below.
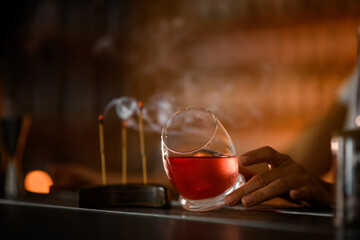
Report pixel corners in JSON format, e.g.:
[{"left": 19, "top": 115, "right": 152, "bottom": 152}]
[
  {"left": 138, "top": 101, "right": 148, "bottom": 184},
  {"left": 98, "top": 115, "right": 107, "bottom": 185},
  {"left": 122, "top": 120, "right": 127, "bottom": 184}
]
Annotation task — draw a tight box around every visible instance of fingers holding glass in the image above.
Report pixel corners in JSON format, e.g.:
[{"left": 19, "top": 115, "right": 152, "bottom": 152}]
[
  {"left": 225, "top": 171, "right": 299, "bottom": 207},
  {"left": 225, "top": 146, "right": 329, "bottom": 208},
  {"left": 239, "top": 146, "right": 291, "bottom": 168}
]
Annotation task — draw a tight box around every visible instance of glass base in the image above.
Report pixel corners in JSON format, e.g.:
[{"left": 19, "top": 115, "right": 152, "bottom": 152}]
[{"left": 178, "top": 173, "right": 245, "bottom": 212}]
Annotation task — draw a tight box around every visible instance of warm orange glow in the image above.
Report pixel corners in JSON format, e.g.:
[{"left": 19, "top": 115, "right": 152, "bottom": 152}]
[
  {"left": 24, "top": 170, "right": 53, "bottom": 194},
  {"left": 138, "top": 101, "right": 143, "bottom": 108}
]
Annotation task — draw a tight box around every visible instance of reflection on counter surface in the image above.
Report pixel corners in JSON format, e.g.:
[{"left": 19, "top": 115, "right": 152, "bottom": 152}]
[{"left": 0, "top": 193, "right": 354, "bottom": 239}]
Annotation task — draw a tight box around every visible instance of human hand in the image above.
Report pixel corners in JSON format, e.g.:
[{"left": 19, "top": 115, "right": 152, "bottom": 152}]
[{"left": 225, "top": 146, "right": 333, "bottom": 208}]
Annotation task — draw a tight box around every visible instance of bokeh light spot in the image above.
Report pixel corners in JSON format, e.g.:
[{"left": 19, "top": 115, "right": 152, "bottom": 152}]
[{"left": 24, "top": 170, "right": 53, "bottom": 194}]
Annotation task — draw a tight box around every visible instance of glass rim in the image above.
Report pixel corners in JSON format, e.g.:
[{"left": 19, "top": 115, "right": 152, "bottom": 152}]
[{"left": 161, "top": 106, "right": 218, "bottom": 154}]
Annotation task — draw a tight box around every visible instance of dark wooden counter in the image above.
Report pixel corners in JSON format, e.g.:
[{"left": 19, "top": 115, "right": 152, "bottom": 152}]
[{"left": 0, "top": 192, "right": 357, "bottom": 240}]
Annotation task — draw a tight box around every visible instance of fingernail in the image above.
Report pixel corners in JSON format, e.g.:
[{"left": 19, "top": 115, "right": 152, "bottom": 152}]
[
  {"left": 225, "top": 194, "right": 237, "bottom": 206},
  {"left": 291, "top": 189, "right": 299, "bottom": 196},
  {"left": 242, "top": 195, "right": 255, "bottom": 207},
  {"left": 290, "top": 190, "right": 300, "bottom": 199},
  {"left": 239, "top": 156, "right": 250, "bottom": 165}
]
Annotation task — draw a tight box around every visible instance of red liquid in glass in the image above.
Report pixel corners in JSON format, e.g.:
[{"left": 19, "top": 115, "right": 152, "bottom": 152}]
[{"left": 166, "top": 156, "right": 238, "bottom": 200}]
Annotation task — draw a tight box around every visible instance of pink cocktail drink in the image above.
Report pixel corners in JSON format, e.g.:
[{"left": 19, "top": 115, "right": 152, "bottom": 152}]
[{"left": 166, "top": 156, "right": 239, "bottom": 200}]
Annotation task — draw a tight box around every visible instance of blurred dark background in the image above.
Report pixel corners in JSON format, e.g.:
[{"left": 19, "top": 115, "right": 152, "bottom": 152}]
[{"left": 1, "top": 0, "right": 360, "bottom": 188}]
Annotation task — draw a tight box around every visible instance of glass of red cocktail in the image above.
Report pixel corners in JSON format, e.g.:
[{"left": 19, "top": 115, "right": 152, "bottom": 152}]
[{"left": 161, "top": 106, "right": 245, "bottom": 211}]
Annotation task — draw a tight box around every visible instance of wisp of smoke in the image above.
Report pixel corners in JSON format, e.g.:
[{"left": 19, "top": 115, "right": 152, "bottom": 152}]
[{"left": 102, "top": 96, "right": 176, "bottom": 134}]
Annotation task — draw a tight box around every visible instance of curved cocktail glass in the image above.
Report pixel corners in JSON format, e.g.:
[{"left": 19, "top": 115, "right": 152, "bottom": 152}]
[{"left": 161, "top": 106, "right": 245, "bottom": 211}]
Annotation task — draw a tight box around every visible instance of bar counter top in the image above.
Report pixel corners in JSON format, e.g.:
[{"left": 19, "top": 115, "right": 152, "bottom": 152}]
[{"left": 0, "top": 192, "right": 356, "bottom": 240}]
